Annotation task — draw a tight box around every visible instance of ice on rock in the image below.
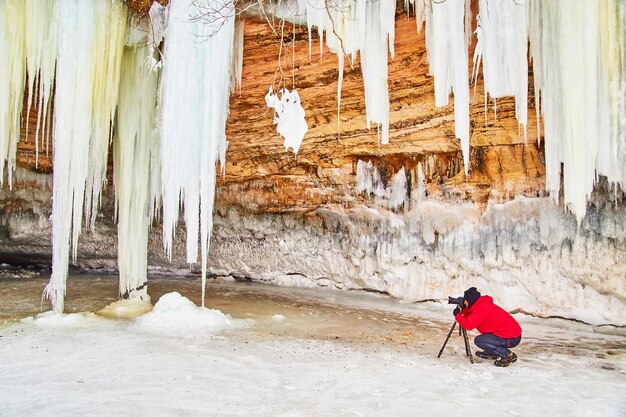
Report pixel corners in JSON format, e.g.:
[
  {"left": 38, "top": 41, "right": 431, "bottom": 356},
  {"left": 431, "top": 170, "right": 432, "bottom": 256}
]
[
  {"left": 355, "top": 160, "right": 384, "bottom": 198},
  {"left": 159, "top": 0, "right": 235, "bottom": 305},
  {"left": 388, "top": 168, "right": 407, "bottom": 210},
  {"left": 355, "top": 160, "right": 406, "bottom": 209},
  {"left": 265, "top": 86, "right": 308, "bottom": 154}
]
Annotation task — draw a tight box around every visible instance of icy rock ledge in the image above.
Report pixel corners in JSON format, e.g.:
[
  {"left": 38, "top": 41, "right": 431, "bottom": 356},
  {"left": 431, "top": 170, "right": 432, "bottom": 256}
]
[{"left": 209, "top": 196, "right": 626, "bottom": 326}]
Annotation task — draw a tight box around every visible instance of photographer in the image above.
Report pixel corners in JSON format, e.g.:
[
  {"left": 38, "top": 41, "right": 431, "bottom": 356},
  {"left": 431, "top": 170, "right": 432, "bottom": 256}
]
[{"left": 453, "top": 287, "right": 522, "bottom": 367}]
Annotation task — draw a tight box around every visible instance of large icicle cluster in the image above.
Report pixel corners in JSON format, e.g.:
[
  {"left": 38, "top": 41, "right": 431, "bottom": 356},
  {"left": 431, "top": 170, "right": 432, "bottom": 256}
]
[
  {"left": 472, "top": 0, "right": 528, "bottom": 138},
  {"left": 410, "top": 0, "right": 471, "bottom": 176},
  {"left": 160, "top": 0, "right": 235, "bottom": 305},
  {"left": 299, "top": 0, "right": 396, "bottom": 144},
  {"left": 113, "top": 26, "right": 161, "bottom": 301},
  {"left": 528, "top": 0, "right": 626, "bottom": 223},
  {"left": 45, "top": 0, "right": 127, "bottom": 312}
]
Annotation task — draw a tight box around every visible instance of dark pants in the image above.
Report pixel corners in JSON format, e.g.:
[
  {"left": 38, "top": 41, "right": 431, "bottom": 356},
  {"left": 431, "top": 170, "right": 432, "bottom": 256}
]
[{"left": 474, "top": 333, "right": 522, "bottom": 358}]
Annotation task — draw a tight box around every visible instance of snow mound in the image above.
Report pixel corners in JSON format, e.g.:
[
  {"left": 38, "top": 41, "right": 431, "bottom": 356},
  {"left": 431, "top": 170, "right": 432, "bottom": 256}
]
[
  {"left": 133, "top": 292, "right": 239, "bottom": 334},
  {"left": 96, "top": 298, "right": 153, "bottom": 320}
]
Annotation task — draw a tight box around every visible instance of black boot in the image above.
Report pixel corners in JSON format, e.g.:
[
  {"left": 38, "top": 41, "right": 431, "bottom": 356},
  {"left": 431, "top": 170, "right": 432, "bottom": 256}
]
[
  {"left": 494, "top": 351, "right": 518, "bottom": 367},
  {"left": 475, "top": 350, "right": 499, "bottom": 360}
]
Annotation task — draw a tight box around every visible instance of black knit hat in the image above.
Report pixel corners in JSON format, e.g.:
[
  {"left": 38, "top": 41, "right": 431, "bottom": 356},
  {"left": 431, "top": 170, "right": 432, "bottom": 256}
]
[{"left": 463, "top": 287, "right": 481, "bottom": 307}]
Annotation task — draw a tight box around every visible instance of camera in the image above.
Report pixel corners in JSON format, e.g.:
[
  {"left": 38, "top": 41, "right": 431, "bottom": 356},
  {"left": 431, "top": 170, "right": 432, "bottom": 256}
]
[{"left": 447, "top": 296, "right": 465, "bottom": 307}]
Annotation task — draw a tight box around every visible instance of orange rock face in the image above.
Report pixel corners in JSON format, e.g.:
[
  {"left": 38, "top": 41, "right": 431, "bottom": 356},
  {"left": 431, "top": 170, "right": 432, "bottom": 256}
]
[{"left": 219, "top": 12, "right": 545, "bottom": 214}]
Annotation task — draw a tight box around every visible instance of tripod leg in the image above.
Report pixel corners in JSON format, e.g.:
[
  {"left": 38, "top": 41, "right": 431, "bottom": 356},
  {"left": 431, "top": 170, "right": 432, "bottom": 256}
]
[
  {"left": 462, "top": 328, "right": 474, "bottom": 364},
  {"left": 437, "top": 321, "right": 457, "bottom": 358}
]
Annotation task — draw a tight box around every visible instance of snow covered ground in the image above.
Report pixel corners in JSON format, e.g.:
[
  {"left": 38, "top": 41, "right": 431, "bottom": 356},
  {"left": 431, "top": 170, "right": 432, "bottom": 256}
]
[{"left": 0, "top": 275, "right": 625, "bottom": 417}]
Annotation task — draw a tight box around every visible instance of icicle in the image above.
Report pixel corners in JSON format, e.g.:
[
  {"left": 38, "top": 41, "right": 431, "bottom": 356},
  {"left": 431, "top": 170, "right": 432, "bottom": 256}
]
[
  {"left": 231, "top": 19, "right": 244, "bottom": 95},
  {"left": 0, "top": 0, "right": 26, "bottom": 187},
  {"left": 160, "top": 0, "right": 235, "bottom": 307},
  {"left": 473, "top": 0, "right": 528, "bottom": 139},
  {"left": 113, "top": 25, "right": 161, "bottom": 300},
  {"left": 423, "top": 0, "right": 471, "bottom": 176},
  {"left": 44, "top": 0, "right": 127, "bottom": 313}
]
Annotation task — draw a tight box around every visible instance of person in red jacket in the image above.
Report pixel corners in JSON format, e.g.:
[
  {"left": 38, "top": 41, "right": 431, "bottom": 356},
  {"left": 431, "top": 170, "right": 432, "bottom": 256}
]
[{"left": 453, "top": 287, "right": 522, "bottom": 367}]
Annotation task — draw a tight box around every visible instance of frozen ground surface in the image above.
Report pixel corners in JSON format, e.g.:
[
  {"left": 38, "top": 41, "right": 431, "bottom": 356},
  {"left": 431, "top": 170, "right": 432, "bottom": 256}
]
[{"left": 0, "top": 273, "right": 625, "bottom": 417}]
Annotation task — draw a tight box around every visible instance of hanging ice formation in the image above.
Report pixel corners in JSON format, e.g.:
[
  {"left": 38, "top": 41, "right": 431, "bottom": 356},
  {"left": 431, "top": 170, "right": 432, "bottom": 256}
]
[
  {"left": 299, "top": 0, "right": 395, "bottom": 144},
  {"left": 231, "top": 19, "right": 244, "bottom": 95},
  {"left": 45, "top": 0, "right": 127, "bottom": 312},
  {"left": 472, "top": 0, "right": 528, "bottom": 138},
  {"left": 265, "top": 86, "right": 308, "bottom": 154},
  {"left": 0, "top": 0, "right": 26, "bottom": 187},
  {"left": 409, "top": 0, "right": 471, "bottom": 176},
  {"left": 113, "top": 21, "right": 161, "bottom": 301},
  {"left": 528, "top": 0, "right": 626, "bottom": 223},
  {"left": 159, "top": 0, "right": 235, "bottom": 306},
  {"left": 25, "top": 0, "right": 57, "bottom": 167}
]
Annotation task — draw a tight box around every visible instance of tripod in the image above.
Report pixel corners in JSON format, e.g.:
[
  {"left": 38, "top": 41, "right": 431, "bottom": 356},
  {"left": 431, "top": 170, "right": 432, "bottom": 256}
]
[{"left": 437, "top": 320, "right": 474, "bottom": 364}]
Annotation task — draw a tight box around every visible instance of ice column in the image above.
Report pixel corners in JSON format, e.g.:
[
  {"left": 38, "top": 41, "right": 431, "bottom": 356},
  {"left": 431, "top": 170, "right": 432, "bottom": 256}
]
[
  {"left": 528, "top": 0, "right": 626, "bottom": 223},
  {"left": 113, "top": 30, "right": 161, "bottom": 300},
  {"left": 417, "top": 0, "right": 471, "bottom": 176},
  {"left": 160, "top": 0, "right": 235, "bottom": 305},
  {"left": 45, "top": 0, "right": 127, "bottom": 312},
  {"left": 0, "top": 0, "right": 26, "bottom": 187},
  {"left": 472, "top": 0, "right": 528, "bottom": 138}
]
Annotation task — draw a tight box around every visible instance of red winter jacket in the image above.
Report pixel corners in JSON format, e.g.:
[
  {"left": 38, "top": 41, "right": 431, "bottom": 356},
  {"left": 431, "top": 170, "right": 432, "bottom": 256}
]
[{"left": 455, "top": 295, "right": 522, "bottom": 338}]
